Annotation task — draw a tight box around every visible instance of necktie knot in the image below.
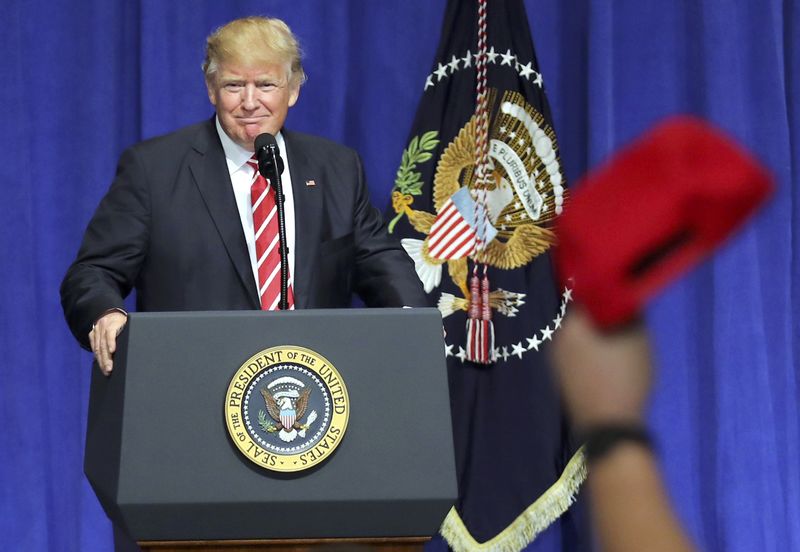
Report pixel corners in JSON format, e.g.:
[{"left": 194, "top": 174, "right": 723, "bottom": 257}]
[
  {"left": 247, "top": 155, "right": 259, "bottom": 174},
  {"left": 248, "top": 156, "right": 269, "bottom": 194}
]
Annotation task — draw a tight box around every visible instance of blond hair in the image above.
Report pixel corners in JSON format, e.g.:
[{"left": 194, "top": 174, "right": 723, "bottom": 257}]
[{"left": 202, "top": 16, "right": 306, "bottom": 87}]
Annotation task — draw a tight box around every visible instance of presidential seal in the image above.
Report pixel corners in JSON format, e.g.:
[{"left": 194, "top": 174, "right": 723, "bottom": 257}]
[{"left": 224, "top": 346, "right": 349, "bottom": 473}]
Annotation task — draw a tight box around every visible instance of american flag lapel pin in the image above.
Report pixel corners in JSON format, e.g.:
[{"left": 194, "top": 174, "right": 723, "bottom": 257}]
[{"left": 305, "top": 179, "right": 316, "bottom": 187}]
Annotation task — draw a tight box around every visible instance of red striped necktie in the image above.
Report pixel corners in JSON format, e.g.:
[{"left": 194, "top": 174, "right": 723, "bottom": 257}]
[{"left": 247, "top": 157, "right": 294, "bottom": 310}]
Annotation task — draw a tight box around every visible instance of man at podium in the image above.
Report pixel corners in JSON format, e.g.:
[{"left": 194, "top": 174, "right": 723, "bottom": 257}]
[{"left": 60, "top": 16, "right": 426, "bottom": 375}]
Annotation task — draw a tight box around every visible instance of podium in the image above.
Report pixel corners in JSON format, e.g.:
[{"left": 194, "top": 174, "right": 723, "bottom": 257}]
[{"left": 84, "top": 308, "right": 457, "bottom": 550}]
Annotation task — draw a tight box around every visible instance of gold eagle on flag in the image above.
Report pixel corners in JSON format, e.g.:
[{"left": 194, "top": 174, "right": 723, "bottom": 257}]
[{"left": 393, "top": 89, "right": 567, "bottom": 317}]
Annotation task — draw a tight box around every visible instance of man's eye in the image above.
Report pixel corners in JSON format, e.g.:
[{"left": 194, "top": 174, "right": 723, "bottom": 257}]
[
  {"left": 259, "top": 83, "right": 277, "bottom": 91},
  {"left": 224, "top": 83, "right": 243, "bottom": 91}
]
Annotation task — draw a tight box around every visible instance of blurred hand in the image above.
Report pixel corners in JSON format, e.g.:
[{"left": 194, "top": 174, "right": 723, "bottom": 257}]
[
  {"left": 551, "top": 307, "right": 652, "bottom": 431},
  {"left": 88, "top": 311, "right": 127, "bottom": 376}
]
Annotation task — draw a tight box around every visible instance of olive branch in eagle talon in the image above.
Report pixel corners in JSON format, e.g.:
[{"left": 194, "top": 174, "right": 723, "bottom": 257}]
[
  {"left": 258, "top": 410, "right": 278, "bottom": 433},
  {"left": 388, "top": 130, "right": 440, "bottom": 233}
]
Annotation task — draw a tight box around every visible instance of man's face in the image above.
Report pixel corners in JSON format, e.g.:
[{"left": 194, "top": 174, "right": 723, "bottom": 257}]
[{"left": 207, "top": 61, "right": 300, "bottom": 150}]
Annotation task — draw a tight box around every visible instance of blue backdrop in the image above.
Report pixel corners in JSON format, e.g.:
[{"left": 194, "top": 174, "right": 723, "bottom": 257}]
[{"left": 1, "top": 1, "right": 797, "bottom": 551}]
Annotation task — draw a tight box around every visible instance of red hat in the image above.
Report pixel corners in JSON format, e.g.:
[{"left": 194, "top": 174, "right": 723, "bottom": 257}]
[{"left": 554, "top": 116, "right": 773, "bottom": 328}]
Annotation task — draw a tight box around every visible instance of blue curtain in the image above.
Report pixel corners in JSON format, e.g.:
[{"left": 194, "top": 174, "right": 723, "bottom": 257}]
[{"left": 1, "top": 1, "right": 797, "bottom": 550}]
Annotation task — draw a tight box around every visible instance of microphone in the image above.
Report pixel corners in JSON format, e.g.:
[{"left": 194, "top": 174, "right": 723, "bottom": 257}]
[
  {"left": 254, "top": 133, "right": 285, "bottom": 178},
  {"left": 253, "top": 133, "right": 290, "bottom": 310}
]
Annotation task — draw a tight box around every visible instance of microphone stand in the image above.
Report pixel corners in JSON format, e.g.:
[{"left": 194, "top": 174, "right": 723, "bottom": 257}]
[{"left": 262, "top": 145, "right": 289, "bottom": 310}]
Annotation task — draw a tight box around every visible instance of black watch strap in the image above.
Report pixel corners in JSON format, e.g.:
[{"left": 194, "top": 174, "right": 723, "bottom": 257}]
[{"left": 582, "top": 424, "right": 653, "bottom": 464}]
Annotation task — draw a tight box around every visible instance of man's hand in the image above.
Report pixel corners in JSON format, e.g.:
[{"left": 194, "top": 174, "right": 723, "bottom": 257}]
[
  {"left": 88, "top": 311, "right": 128, "bottom": 376},
  {"left": 551, "top": 307, "right": 652, "bottom": 431}
]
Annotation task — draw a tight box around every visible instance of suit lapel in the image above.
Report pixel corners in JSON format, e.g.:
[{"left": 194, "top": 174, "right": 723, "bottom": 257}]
[
  {"left": 284, "top": 131, "right": 323, "bottom": 309},
  {"left": 189, "top": 120, "right": 260, "bottom": 308}
]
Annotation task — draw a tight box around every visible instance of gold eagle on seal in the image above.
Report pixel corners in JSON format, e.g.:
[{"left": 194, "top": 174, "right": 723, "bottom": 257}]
[{"left": 394, "top": 89, "right": 567, "bottom": 318}]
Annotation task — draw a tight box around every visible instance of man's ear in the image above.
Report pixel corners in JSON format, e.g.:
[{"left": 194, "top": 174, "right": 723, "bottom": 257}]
[
  {"left": 206, "top": 78, "right": 218, "bottom": 107},
  {"left": 288, "top": 85, "right": 300, "bottom": 108}
]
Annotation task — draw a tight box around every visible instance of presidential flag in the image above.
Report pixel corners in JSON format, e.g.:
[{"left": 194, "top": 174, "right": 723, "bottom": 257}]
[{"left": 387, "top": 1, "right": 589, "bottom": 550}]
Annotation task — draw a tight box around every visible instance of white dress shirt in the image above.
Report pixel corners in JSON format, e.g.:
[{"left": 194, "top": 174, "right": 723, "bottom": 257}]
[{"left": 215, "top": 117, "right": 296, "bottom": 296}]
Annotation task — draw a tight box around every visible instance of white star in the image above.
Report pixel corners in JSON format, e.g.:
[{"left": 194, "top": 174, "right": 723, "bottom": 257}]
[
  {"left": 563, "top": 288, "right": 573, "bottom": 302},
  {"left": 500, "top": 49, "right": 516, "bottom": 66},
  {"left": 424, "top": 74, "right": 434, "bottom": 90},
  {"left": 518, "top": 138, "right": 526, "bottom": 146},
  {"left": 541, "top": 325, "right": 554, "bottom": 341},
  {"left": 527, "top": 335, "right": 542, "bottom": 351},
  {"left": 526, "top": 147, "right": 532, "bottom": 155},
  {"left": 455, "top": 346, "right": 467, "bottom": 362},
  {"left": 445, "top": 343, "right": 454, "bottom": 357},
  {"left": 505, "top": 214, "right": 513, "bottom": 222},
  {"left": 501, "top": 346, "right": 510, "bottom": 361},
  {"left": 518, "top": 61, "right": 535, "bottom": 79},
  {"left": 499, "top": 125, "right": 507, "bottom": 134},
  {"left": 492, "top": 346, "right": 502, "bottom": 359},
  {"left": 448, "top": 55, "right": 460, "bottom": 72},
  {"left": 514, "top": 201, "right": 522, "bottom": 209},
  {"left": 500, "top": 224, "right": 507, "bottom": 231},
  {"left": 511, "top": 342, "right": 526, "bottom": 359},
  {"left": 533, "top": 71, "right": 543, "bottom": 88},
  {"left": 435, "top": 62, "right": 449, "bottom": 81},
  {"left": 509, "top": 131, "right": 517, "bottom": 139},
  {"left": 560, "top": 303, "right": 567, "bottom": 316},
  {"left": 486, "top": 47, "right": 499, "bottom": 63},
  {"left": 554, "top": 314, "right": 563, "bottom": 329},
  {"left": 462, "top": 50, "right": 472, "bottom": 67}
]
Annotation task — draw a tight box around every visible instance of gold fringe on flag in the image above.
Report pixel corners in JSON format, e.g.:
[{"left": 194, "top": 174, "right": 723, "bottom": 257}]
[{"left": 440, "top": 448, "right": 587, "bottom": 552}]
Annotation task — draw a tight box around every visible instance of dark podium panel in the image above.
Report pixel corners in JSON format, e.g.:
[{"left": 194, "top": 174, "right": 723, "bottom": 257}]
[{"left": 84, "top": 308, "right": 457, "bottom": 543}]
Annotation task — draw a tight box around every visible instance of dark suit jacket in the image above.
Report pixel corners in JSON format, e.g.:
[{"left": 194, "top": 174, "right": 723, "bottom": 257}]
[{"left": 61, "top": 118, "right": 427, "bottom": 349}]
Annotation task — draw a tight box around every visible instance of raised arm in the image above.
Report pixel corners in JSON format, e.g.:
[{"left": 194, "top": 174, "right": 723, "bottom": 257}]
[{"left": 552, "top": 308, "right": 695, "bottom": 552}]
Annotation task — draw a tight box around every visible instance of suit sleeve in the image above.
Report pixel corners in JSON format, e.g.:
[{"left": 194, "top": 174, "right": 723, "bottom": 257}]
[
  {"left": 349, "top": 150, "right": 428, "bottom": 308},
  {"left": 60, "top": 147, "right": 151, "bottom": 350}
]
